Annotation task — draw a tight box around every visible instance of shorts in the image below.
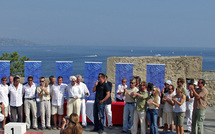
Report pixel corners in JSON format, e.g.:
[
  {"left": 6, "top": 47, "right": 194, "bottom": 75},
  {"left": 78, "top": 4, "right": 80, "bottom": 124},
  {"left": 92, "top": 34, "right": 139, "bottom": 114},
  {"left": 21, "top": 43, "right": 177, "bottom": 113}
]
[
  {"left": 51, "top": 105, "right": 64, "bottom": 115},
  {"left": 173, "top": 112, "right": 185, "bottom": 127},
  {"left": 158, "top": 104, "right": 164, "bottom": 117},
  {"left": 0, "top": 106, "right": 9, "bottom": 117},
  {"left": 162, "top": 112, "right": 174, "bottom": 125}
]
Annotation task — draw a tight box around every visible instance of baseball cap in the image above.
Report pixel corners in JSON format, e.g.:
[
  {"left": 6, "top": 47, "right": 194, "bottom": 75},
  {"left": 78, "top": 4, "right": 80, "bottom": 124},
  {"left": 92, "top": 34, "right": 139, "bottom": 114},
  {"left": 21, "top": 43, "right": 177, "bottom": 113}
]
[
  {"left": 194, "top": 81, "right": 198, "bottom": 86},
  {"left": 165, "top": 80, "right": 172, "bottom": 85}
]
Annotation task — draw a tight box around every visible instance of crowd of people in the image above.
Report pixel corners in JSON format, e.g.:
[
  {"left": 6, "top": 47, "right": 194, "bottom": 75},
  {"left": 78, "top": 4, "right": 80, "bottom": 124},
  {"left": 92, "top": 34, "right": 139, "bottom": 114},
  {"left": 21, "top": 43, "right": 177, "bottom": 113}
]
[
  {"left": 0, "top": 74, "right": 209, "bottom": 134},
  {"left": 116, "top": 77, "right": 208, "bottom": 134}
]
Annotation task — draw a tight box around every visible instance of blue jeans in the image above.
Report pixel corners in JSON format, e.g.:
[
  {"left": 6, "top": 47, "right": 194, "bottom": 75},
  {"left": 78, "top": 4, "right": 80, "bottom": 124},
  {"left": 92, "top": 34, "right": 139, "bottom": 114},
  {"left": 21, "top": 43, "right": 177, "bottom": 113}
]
[
  {"left": 147, "top": 109, "right": 159, "bottom": 134},
  {"left": 93, "top": 103, "right": 106, "bottom": 131},
  {"left": 123, "top": 103, "right": 135, "bottom": 132}
]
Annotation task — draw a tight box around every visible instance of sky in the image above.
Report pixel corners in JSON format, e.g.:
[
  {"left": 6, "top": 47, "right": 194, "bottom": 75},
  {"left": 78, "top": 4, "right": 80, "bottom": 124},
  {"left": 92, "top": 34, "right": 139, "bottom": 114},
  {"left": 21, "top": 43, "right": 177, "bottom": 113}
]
[{"left": 0, "top": 0, "right": 215, "bottom": 47}]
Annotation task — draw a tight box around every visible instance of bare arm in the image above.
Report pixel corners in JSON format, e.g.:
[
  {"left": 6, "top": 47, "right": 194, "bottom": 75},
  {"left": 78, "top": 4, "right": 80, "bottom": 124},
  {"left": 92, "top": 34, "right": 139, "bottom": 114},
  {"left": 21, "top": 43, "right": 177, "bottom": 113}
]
[
  {"left": 192, "top": 88, "right": 201, "bottom": 100},
  {"left": 152, "top": 101, "right": 160, "bottom": 107},
  {"left": 92, "top": 81, "right": 98, "bottom": 93},
  {"left": 124, "top": 89, "right": 134, "bottom": 98},
  {"left": 189, "top": 85, "right": 194, "bottom": 98},
  {"left": 173, "top": 94, "right": 186, "bottom": 106},
  {"left": 166, "top": 97, "right": 174, "bottom": 106}
]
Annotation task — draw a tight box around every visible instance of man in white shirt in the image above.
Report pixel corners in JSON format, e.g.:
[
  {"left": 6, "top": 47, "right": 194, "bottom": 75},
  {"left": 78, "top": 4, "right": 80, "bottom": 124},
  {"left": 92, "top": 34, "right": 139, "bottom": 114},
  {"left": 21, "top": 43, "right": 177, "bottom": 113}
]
[
  {"left": 6, "top": 75, "right": 13, "bottom": 86},
  {"left": 0, "top": 77, "right": 9, "bottom": 129},
  {"left": 23, "top": 76, "right": 38, "bottom": 130},
  {"left": 50, "top": 76, "right": 67, "bottom": 130},
  {"left": 66, "top": 76, "right": 82, "bottom": 117},
  {"left": 116, "top": 78, "right": 127, "bottom": 102},
  {"left": 9, "top": 76, "right": 23, "bottom": 122},
  {"left": 37, "top": 77, "right": 51, "bottom": 130},
  {"left": 162, "top": 85, "right": 175, "bottom": 132},
  {"left": 185, "top": 81, "right": 195, "bottom": 132},
  {"left": 76, "top": 75, "right": 90, "bottom": 128}
]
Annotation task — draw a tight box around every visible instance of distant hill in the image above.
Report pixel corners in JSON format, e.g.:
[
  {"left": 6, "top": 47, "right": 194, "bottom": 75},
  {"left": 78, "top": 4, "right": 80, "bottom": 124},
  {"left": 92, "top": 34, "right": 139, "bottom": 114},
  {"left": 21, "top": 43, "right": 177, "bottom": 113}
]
[{"left": 0, "top": 37, "right": 39, "bottom": 46}]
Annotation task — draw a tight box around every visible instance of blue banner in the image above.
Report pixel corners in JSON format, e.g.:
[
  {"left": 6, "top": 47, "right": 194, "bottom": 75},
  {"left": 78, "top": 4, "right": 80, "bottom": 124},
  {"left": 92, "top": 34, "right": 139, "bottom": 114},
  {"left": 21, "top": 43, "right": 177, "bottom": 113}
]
[
  {"left": 146, "top": 64, "right": 165, "bottom": 91},
  {"left": 0, "top": 60, "right": 10, "bottom": 83},
  {"left": 56, "top": 61, "right": 73, "bottom": 84},
  {"left": 85, "top": 62, "right": 102, "bottom": 100},
  {"left": 24, "top": 61, "right": 42, "bottom": 84},
  {"left": 115, "top": 63, "right": 133, "bottom": 101}
]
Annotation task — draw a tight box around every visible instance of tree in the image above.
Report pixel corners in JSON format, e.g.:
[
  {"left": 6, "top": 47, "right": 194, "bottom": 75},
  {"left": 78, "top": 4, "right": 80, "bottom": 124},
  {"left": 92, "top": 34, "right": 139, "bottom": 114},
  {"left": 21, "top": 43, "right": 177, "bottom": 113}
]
[{"left": 0, "top": 51, "right": 30, "bottom": 76}]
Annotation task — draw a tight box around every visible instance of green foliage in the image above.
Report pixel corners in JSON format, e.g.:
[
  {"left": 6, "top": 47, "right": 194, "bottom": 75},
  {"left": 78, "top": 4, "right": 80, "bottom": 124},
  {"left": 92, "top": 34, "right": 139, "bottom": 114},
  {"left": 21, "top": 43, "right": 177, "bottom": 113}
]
[{"left": 0, "top": 51, "right": 30, "bottom": 76}]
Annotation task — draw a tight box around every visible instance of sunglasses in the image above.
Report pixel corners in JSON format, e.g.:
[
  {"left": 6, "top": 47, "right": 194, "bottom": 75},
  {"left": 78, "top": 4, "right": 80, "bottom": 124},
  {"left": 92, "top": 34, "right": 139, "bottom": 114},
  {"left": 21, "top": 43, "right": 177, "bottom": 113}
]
[
  {"left": 130, "top": 82, "right": 135, "bottom": 84},
  {"left": 122, "top": 81, "right": 127, "bottom": 83},
  {"left": 2, "top": 80, "right": 7, "bottom": 81},
  {"left": 72, "top": 81, "right": 76, "bottom": 82},
  {"left": 40, "top": 81, "right": 45, "bottom": 82},
  {"left": 28, "top": 80, "right": 33, "bottom": 81}
]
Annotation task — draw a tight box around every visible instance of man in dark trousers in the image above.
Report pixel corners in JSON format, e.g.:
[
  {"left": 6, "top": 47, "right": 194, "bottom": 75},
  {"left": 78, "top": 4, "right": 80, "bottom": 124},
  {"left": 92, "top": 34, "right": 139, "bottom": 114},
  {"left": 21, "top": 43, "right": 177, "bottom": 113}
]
[
  {"left": 104, "top": 75, "right": 113, "bottom": 128},
  {"left": 92, "top": 73, "right": 110, "bottom": 134}
]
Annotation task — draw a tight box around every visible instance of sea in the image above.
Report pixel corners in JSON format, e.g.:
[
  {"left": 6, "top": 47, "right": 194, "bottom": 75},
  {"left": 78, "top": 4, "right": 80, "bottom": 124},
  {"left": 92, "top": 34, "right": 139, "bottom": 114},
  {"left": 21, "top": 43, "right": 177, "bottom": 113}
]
[{"left": 0, "top": 45, "right": 215, "bottom": 78}]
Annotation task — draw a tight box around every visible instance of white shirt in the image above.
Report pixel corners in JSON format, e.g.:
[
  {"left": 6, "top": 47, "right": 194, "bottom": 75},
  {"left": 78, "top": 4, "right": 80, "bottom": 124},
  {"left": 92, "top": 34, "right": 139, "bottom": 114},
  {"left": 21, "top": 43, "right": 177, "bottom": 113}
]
[
  {"left": 23, "top": 83, "right": 37, "bottom": 99},
  {"left": 163, "top": 92, "right": 175, "bottom": 112},
  {"left": 148, "top": 96, "right": 160, "bottom": 109},
  {"left": 124, "top": 87, "right": 139, "bottom": 103},
  {"left": 116, "top": 84, "right": 127, "bottom": 100},
  {"left": 0, "top": 84, "right": 9, "bottom": 107},
  {"left": 77, "top": 82, "right": 90, "bottom": 99},
  {"left": 50, "top": 83, "right": 67, "bottom": 106},
  {"left": 186, "top": 90, "right": 194, "bottom": 109},
  {"left": 9, "top": 83, "right": 23, "bottom": 107},
  {"left": 66, "top": 84, "right": 82, "bottom": 98}
]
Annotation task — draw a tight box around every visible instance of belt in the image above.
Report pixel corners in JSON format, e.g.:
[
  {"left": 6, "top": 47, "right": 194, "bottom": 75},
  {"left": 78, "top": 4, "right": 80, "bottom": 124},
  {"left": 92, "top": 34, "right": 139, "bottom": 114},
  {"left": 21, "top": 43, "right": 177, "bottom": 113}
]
[
  {"left": 41, "top": 100, "right": 50, "bottom": 101},
  {"left": 126, "top": 102, "right": 135, "bottom": 104},
  {"left": 25, "top": 98, "right": 36, "bottom": 100}
]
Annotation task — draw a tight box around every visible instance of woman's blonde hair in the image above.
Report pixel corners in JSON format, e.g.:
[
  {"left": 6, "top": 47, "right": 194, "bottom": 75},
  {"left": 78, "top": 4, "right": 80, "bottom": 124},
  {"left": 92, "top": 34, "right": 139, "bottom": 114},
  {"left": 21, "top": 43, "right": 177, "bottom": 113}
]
[
  {"left": 62, "top": 113, "right": 83, "bottom": 134},
  {"left": 176, "top": 86, "right": 185, "bottom": 95},
  {"left": 152, "top": 87, "right": 159, "bottom": 103}
]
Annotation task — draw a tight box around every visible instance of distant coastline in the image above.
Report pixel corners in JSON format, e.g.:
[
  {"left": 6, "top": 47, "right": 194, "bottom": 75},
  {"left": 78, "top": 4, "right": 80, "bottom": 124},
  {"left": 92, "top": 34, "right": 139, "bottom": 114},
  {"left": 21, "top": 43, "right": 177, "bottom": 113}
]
[{"left": 0, "top": 37, "right": 46, "bottom": 46}]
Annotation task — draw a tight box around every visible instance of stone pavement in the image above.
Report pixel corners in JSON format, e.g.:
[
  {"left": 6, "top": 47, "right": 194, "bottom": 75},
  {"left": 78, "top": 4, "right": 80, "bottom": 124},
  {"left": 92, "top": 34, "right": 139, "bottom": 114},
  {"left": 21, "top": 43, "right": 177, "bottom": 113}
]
[{"left": 2, "top": 107, "right": 215, "bottom": 134}]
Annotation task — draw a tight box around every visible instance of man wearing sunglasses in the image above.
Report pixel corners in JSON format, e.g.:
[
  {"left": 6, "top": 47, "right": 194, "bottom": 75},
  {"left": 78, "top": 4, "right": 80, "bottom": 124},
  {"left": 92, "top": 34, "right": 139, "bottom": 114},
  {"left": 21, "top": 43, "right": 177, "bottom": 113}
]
[
  {"left": 121, "top": 78, "right": 138, "bottom": 133},
  {"left": 189, "top": 79, "right": 208, "bottom": 134},
  {"left": 37, "top": 77, "right": 51, "bottom": 130},
  {"left": 92, "top": 73, "right": 110, "bottom": 134},
  {"left": 23, "top": 76, "right": 38, "bottom": 130}
]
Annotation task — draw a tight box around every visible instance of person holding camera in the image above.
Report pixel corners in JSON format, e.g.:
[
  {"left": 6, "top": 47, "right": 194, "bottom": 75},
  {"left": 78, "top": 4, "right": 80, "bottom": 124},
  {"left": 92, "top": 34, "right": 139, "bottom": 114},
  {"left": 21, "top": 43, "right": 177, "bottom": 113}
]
[{"left": 60, "top": 113, "right": 83, "bottom": 134}]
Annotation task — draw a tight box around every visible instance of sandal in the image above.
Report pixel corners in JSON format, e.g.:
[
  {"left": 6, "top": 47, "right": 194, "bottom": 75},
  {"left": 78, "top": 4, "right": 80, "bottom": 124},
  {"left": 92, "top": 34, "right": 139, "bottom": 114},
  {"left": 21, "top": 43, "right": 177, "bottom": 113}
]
[
  {"left": 52, "top": 127, "right": 57, "bottom": 130},
  {"left": 58, "top": 127, "right": 61, "bottom": 130}
]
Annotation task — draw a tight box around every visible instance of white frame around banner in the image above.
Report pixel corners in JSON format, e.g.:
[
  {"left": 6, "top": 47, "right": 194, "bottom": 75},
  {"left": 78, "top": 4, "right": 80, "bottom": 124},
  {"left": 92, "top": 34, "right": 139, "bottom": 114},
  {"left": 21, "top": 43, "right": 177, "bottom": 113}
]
[
  {"left": 116, "top": 63, "right": 134, "bottom": 64},
  {"left": 85, "top": 61, "right": 102, "bottom": 64},
  {"left": 24, "top": 61, "right": 42, "bottom": 62},
  {"left": 147, "top": 64, "right": 165, "bottom": 65},
  {"left": 56, "top": 61, "right": 73, "bottom": 63},
  {"left": 0, "top": 60, "right": 10, "bottom": 62}
]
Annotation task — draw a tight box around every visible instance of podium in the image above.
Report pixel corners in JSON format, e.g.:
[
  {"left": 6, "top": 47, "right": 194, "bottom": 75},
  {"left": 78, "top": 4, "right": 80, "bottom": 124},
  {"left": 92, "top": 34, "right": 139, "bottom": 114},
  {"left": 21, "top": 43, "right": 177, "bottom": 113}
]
[{"left": 5, "top": 122, "right": 26, "bottom": 134}]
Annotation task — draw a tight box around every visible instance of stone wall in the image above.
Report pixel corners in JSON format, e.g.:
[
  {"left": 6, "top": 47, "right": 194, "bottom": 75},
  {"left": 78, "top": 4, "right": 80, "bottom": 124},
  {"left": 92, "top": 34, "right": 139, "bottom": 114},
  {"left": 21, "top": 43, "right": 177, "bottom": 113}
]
[
  {"left": 107, "top": 56, "right": 203, "bottom": 102},
  {"left": 202, "top": 70, "right": 215, "bottom": 107}
]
